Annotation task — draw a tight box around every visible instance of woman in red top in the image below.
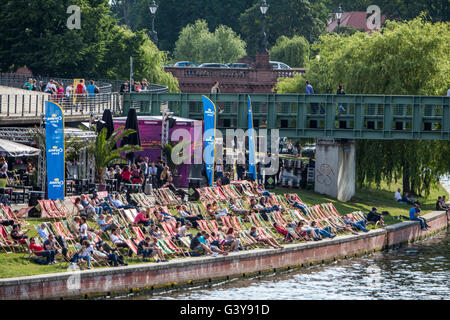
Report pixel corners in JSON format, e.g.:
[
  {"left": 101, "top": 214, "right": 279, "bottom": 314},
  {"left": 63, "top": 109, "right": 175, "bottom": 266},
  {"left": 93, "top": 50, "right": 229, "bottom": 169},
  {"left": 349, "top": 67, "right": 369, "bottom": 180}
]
[
  {"left": 131, "top": 164, "right": 143, "bottom": 184},
  {"left": 121, "top": 165, "right": 132, "bottom": 184},
  {"left": 273, "top": 222, "right": 292, "bottom": 242}
]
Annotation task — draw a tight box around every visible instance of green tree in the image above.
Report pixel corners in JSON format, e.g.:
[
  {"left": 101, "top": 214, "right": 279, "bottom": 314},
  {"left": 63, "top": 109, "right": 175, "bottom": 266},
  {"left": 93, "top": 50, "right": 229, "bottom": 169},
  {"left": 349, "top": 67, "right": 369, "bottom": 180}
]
[
  {"left": 88, "top": 127, "right": 142, "bottom": 184},
  {"left": 239, "top": 0, "right": 328, "bottom": 57},
  {"left": 275, "top": 16, "right": 450, "bottom": 195},
  {"left": 174, "top": 20, "right": 247, "bottom": 64},
  {"left": 269, "top": 36, "right": 310, "bottom": 68},
  {"left": 115, "top": 0, "right": 256, "bottom": 53},
  {"left": 0, "top": 0, "right": 178, "bottom": 92}
]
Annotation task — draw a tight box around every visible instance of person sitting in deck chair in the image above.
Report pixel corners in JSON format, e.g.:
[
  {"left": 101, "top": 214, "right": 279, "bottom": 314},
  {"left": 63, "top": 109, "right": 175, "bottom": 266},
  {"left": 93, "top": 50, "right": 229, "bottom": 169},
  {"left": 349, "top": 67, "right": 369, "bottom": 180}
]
[
  {"left": 176, "top": 205, "right": 203, "bottom": 228},
  {"left": 310, "top": 221, "right": 337, "bottom": 239},
  {"left": 273, "top": 222, "right": 292, "bottom": 242},
  {"left": 174, "top": 221, "right": 192, "bottom": 240},
  {"left": 224, "top": 227, "right": 242, "bottom": 251},
  {"left": 134, "top": 209, "right": 152, "bottom": 227},
  {"left": 228, "top": 198, "right": 250, "bottom": 217},
  {"left": 10, "top": 224, "right": 29, "bottom": 244},
  {"left": 201, "top": 233, "right": 228, "bottom": 256},
  {"left": 110, "top": 228, "right": 133, "bottom": 257},
  {"left": 190, "top": 232, "right": 213, "bottom": 256},
  {"left": 73, "top": 198, "right": 86, "bottom": 216},
  {"left": 148, "top": 224, "right": 163, "bottom": 239},
  {"left": 343, "top": 215, "right": 368, "bottom": 233},
  {"left": 97, "top": 214, "right": 114, "bottom": 231},
  {"left": 249, "top": 226, "right": 283, "bottom": 249},
  {"left": 29, "top": 237, "right": 56, "bottom": 265},
  {"left": 287, "top": 195, "right": 308, "bottom": 215},
  {"left": 137, "top": 236, "right": 166, "bottom": 262},
  {"left": 94, "top": 240, "right": 128, "bottom": 267},
  {"left": 80, "top": 194, "right": 102, "bottom": 217},
  {"left": 206, "top": 203, "right": 229, "bottom": 219},
  {"left": 108, "top": 193, "right": 134, "bottom": 210},
  {"left": 70, "top": 240, "right": 93, "bottom": 269},
  {"left": 156, "top": 206, "right": 183, "bottom": 224},
  {"left": 297, "top": 220, "right": 321, "bottom": 240}
]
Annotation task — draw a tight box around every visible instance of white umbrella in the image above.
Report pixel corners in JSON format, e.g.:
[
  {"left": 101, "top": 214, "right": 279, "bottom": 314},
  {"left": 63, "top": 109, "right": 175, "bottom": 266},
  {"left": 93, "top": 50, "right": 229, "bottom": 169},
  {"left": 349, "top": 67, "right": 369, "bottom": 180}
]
[{"left": 0, "top": 139, "right": 40, "bottom": 157}]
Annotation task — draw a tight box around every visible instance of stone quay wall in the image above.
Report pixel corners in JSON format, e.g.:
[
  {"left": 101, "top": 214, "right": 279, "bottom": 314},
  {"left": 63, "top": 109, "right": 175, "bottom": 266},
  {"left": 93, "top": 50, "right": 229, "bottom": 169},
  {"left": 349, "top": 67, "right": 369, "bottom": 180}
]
[{"left": 0, "top": 210, "right": 448, "bottom": 300}]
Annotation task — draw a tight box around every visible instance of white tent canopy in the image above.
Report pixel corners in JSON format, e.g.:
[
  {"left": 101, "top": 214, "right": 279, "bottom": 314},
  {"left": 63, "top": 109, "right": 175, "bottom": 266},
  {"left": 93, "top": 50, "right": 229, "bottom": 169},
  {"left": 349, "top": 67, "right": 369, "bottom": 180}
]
[{"left": 0, "top": 139, "right": 40, "bottom": 157}]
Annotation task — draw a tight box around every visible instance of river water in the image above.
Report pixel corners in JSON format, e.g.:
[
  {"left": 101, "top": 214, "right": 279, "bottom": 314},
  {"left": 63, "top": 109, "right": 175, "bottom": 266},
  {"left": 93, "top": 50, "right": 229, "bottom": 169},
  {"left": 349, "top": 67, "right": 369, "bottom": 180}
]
[{"left": 133, "top": 230, "right": 449, "bottom": 300}]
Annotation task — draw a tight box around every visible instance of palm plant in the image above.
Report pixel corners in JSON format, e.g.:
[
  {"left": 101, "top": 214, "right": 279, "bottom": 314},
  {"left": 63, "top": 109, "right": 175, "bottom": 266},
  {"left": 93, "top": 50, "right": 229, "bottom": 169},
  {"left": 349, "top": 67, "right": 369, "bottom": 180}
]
[{"left": 89, "top": 126, "right": 142, "bottom": 184}]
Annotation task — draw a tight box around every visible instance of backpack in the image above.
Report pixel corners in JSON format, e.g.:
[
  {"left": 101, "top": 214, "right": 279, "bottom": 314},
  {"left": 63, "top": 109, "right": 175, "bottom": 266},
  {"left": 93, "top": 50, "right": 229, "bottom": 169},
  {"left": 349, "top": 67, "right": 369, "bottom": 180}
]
[{"left": 76, "top": 83, "right": 84, "bottom": 94}]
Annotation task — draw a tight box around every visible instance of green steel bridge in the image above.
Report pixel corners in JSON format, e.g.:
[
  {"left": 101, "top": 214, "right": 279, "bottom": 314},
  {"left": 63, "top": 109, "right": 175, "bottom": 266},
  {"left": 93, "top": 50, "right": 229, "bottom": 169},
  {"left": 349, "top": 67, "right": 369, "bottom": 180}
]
[{"left": 123, "top": 93, "right": 450, "bottom": 140}]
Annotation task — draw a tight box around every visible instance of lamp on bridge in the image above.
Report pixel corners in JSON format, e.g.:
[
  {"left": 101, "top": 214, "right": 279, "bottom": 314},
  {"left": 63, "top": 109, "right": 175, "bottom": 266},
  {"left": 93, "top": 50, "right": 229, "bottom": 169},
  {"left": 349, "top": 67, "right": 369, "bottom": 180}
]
[
  {"left": 336, "top": 5, "right": 343, "bottom": 34},
  {"left": 148, "top": 0, "right": 159, "bottom": 46},
  {"left": 258, "top": 0, "right": 269, "bottom": 53}
]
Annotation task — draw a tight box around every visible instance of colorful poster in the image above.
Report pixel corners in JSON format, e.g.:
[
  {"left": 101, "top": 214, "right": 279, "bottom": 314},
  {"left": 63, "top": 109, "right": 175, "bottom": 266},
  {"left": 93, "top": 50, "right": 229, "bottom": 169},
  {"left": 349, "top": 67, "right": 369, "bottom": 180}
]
[
  {"left": 202, "top": 96, "right": 216, "bottom": 186},
  {"left": 248, "top": 95, "right": 256, "bottom": 181},
  {"left": 45, "top": 101, "right": 65, "bottom": 200}
]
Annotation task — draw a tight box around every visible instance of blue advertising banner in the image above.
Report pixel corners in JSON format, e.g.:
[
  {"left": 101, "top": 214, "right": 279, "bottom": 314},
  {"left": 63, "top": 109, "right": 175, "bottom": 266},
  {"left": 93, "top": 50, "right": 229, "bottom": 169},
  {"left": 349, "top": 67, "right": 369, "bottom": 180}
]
[
  {"left": 45, "top": 101, "right": 65, "bottom": 200},
  {"left": 248, "top": 96, "right": 256, "bottom": 181},
  {"left": 202, "top": 96, "right": 216, "bottom": 186}
]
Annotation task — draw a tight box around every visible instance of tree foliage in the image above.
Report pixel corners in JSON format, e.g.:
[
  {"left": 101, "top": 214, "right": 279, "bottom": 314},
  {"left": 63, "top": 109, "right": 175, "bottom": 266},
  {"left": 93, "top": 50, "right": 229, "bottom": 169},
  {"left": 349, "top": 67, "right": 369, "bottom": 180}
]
[
  {"left": 239, "top": 0, "right": 328, "bottom": 57},
  {"left": 111, "top": 0, "right": 256, "bottom": 53},
  {"left": 0, "top": 0, "right": 178, "bottom": 92},
  {"left": 275, "top": 16, "right": 450, "bottom": 195},
  {"left": 173, "top": 20, "right": 247, "bottom": 64},
  {"left": 269, "top": 36, "right": 310, "bottom": 68}
]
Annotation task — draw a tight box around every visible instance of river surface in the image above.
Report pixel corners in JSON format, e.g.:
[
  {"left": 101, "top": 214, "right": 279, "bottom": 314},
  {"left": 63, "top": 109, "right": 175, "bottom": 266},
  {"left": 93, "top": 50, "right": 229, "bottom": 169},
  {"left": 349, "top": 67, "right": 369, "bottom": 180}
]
[{"left": 130, "top": 230, "right": 449, "bottom": 300}]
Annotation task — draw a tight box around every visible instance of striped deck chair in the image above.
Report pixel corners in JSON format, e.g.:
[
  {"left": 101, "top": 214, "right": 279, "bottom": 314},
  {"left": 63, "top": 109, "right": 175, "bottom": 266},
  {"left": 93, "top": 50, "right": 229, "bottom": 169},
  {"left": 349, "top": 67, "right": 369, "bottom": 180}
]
[
  {"left": 37, "top": 200, "right": 53, "bottom": 218},
  {"left": 220, "top": 216, "right": 233, "bottom": 229},
  {"left": 163, "top": 237, "right": 187, "bottom": 257},
  {"left": 0, "top": 225, "right": 19, "bottom": 253},
  {"left": 54, "top": 222, "right": 75, "bottom": 241},
  {"left": 132, "top": 227, "right": 146, "bottom": 243},
  {"left": 156, "top": 238, "right": 176, "bottom": 256},
  {"left": 178, "top": 236, "right": 191, "bottom": 249},
  {"left": 209, "top": 220, "right": 220, "bottom": 233},
  {"left": 122, "top": 209, "right": 135, "bottom": 224},
  {"left": 160, "top": 222, "right": 176, "bottom": 237}
]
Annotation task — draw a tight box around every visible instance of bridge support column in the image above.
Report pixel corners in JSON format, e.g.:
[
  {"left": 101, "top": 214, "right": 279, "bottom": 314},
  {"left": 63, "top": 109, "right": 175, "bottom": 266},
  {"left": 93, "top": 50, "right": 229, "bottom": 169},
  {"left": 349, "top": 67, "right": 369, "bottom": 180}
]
[{"left": 314, "top": 139, "right": 355, "bottom": 202}]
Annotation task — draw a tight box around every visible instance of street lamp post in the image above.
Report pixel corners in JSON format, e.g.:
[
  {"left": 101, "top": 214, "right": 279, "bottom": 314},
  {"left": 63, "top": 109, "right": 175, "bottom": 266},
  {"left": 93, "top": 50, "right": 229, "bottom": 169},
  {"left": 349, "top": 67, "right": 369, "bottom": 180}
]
[
  {"left": 148, "top": 0, "right": 158, "bottom": 46},
  {"left": 336, "top": 5, "right": 343, "bottom": 34},
  {"left": 258, "top": 0, "right": 269, "bottom": 53}
]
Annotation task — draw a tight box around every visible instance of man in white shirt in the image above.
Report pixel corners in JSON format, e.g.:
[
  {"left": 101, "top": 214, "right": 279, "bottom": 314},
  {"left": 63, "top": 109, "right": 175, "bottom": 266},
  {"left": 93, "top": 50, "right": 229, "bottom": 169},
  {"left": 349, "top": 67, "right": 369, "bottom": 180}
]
[
  {"left": 0, "top": 157, "right": 7, "bottom": 174},
  {"left": 65, "top": 83, "right": 73, "bottom": 98},
  {"left": 394, "top": 188, "right": 402, "bottom": 202},
  {"left": 38, "top": 223, "right": 49, "bottom": 241}
]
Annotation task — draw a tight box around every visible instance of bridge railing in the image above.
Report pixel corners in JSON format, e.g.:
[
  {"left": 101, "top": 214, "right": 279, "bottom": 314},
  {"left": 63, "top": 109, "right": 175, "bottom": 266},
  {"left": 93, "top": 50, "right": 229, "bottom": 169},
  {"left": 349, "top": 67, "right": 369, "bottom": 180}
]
[
  {"left": 0, "top": 92, "right": 121, "bottom": 120},
  {"left": 122, "top": 93, "right": 450, "bottom": 140}
]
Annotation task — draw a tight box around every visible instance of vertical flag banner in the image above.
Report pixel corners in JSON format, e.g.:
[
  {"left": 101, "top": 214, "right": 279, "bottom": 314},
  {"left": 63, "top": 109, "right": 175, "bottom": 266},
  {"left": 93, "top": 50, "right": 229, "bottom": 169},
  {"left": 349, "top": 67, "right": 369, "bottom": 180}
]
[
  {"left": 45, "top": 101, "right": 65, "bottom": 200},
  {"left": 202, "top": 95, "right": 216, "bottom": 186},
  {"left": 248, "top": 95, "right": 256, "bottom": 181}
]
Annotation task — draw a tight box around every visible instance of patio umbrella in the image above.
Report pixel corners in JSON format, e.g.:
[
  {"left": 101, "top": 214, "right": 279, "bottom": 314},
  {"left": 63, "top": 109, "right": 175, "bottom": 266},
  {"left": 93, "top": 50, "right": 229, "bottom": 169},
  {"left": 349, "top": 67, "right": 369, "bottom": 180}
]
[
  {"left": 0, "top": 139, "right": 40, "bottom": 157},
  {"left": 101, "top": 109, "right": 115, "bottom": 140},
  {"left": 120, "top": 108, "right": 141, "bottom": 163}
]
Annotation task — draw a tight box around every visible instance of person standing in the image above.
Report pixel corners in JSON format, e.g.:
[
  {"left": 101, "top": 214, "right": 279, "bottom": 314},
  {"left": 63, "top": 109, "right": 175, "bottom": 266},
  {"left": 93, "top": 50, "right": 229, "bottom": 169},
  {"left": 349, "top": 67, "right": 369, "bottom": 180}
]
[
  {"left": 305, "top": 81, "right": 314, "bottom": 95},
  {"left": 75, "top": 79, "right": 87, "bottom": 108},
  {"left": 211, "top": 81, "right": 221, "bottom": 94}
]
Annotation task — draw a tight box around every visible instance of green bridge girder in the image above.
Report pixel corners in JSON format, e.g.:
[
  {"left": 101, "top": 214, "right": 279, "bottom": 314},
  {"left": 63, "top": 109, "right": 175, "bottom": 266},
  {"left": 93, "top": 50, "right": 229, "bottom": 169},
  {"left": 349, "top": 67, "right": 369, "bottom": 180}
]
[{"left": 122, "top": 93, "right": 450, "bottom": 140}]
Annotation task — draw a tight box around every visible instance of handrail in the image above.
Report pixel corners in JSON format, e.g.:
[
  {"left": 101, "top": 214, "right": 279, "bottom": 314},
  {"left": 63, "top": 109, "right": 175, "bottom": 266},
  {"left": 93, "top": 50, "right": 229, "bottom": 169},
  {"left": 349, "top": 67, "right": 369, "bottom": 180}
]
[{"left": 122, "top": 92, "right": 450, "bottom": 140}]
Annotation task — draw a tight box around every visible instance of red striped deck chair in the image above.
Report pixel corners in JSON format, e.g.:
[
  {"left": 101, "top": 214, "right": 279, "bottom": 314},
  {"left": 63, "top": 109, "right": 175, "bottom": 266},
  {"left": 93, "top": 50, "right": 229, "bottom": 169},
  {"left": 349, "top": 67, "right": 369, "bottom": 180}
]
[
  {"left": 160, "top": 222, "right": 176, "bottom": 237},
  {"left": 37, "top": 200, "right": 53, "bottom": 218},
  {"left": 54, "top": 222, "right": 74, "bottom": 241},
  {"left": 163, "top": 237, "right": 187, "bottom": 257},
  {"left": 125, "top": 239, "right": 138, "bottom": 255},
  {"left": 45, "top": 200, "right": 62, "bottom": 218},
  {"left": 0, "top": 226, "right": 17, "bottom": 252},
  {"left": 209, "top": 220, "right": 220, "bottom": 233},
  {"left": 132, "top": 227, "right": 146, "bottom": 242},
  {"left": 220, "top": 216, "right": 233, "bottom": 229}
]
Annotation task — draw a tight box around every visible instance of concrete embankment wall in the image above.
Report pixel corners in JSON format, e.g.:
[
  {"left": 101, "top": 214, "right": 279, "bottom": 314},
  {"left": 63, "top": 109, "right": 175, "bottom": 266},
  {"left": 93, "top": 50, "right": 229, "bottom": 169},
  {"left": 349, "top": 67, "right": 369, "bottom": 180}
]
[{"left": 0, "top": 211, "right": 448, "bottom": 300}]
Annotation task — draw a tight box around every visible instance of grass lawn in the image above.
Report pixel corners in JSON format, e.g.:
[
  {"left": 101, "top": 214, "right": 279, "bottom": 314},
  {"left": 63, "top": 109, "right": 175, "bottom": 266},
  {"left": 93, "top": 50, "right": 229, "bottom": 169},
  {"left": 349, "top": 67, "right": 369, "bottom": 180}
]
[
  {"left": 274, "top": 181, "right": 448, "bottom": 226},
  {"left": 0, "top": 181, "right": 447, "bottom": 279}
]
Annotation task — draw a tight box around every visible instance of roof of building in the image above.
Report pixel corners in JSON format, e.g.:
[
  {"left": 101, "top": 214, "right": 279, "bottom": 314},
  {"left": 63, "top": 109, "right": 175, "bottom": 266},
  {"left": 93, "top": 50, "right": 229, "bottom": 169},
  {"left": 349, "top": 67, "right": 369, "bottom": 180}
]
[{"left": 327, "top": 11, "right": 387, "bottom": 33}]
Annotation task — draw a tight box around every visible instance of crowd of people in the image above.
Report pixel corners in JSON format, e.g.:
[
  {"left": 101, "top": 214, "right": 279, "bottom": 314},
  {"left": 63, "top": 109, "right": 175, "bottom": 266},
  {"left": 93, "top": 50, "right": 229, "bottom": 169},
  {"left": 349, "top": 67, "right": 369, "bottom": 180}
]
[
  {"left": 21, "top": 78, "right": 100, "bottom": 107},
  {"left": 119, "top": 78, "right": 151, "bottom": 93}
]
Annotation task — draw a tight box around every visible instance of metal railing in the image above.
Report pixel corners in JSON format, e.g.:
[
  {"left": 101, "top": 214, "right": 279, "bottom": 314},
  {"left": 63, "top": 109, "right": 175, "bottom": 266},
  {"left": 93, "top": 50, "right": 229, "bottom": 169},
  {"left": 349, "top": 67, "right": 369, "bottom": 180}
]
[
  {"left": 0, "top": 73, "right": 113, "bottom": 93},
  {"left": 122, "top": 93, "right": 450, "bottom": 140},
  {"left": 0, "top": 92, "right": 121, "bottom": 121}
]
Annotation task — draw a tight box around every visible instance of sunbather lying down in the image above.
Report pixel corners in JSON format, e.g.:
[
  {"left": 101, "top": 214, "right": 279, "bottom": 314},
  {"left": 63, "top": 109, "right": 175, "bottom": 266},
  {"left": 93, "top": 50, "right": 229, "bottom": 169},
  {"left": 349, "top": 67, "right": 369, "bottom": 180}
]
[{"left": 249, "top": 226, "right": 283, "bottom": 249}]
